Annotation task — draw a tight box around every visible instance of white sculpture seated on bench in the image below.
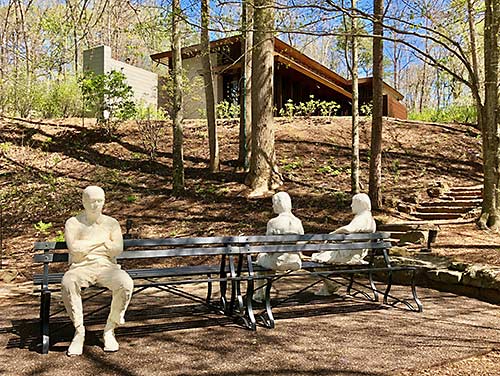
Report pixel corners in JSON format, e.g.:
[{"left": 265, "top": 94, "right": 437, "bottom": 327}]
[
  {"left": 61, "top": 186, "right": 134, "bottom": 356},
  {"left": 312, "top": 193, "right": 376, "bottom": 295},
  {"left": 254, "top": 192, "right": 304, "bottom": 302}
]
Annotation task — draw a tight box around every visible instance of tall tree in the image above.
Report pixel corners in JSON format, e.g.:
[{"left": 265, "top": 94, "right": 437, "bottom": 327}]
[
  {"left": 350, "top": 0, "right": 360, "bottom": 194},
  {"left": 478, "top": 0, "right": 499, "bottom": 229},
  {"left": 171, "top": 0, "right": 184, "bottom": 194},
  {"left": 369, "top": 0, "right": 384, "bottom": 209},
  {"left": 247, "top": 0, "right": 281, "bottom": 195},
  {"left": 201, "top": 0, "right": 219, "bottom": 172},
  {"left": 238, "top": 0, "right": 253, "bottom": 170}
]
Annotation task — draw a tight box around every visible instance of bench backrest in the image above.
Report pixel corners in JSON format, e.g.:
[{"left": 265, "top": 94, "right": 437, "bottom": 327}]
[{"left": 33, "top": 232, "right": 392, "bottom": 264}]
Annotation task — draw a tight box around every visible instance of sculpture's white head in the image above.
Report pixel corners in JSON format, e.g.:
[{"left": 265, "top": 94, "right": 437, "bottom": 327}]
[
  {"left": 82, "top": 186, "right": 105, "bottom": 217},
  {"left": 272, "top": 192, "right": 292, "bottom": 214},
  {"left": 351, "top": 193, "right": 371, "bottom": 215}
]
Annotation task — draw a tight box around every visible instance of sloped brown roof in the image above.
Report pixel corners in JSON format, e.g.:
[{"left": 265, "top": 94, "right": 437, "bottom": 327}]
[{"left": 150, "top": 35, "right": 403, "bottom": 102}]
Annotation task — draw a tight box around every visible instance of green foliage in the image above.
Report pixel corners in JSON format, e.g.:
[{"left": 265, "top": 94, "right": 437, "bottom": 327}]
[
  {"left": 278, "top": 96, "right": 340, "bottom": 117},
  {"left": 0, "top": 142, "right": 13, "bottom": 153},
  {"left": 126, "top": 195, "right": 138, "bottom": 203},
  {"left": 281, "top": 157, "right": 303, "bottom": 172},
  {"left": 78, "top": 70, "right": 137, "bottom": 134},
  {"left": 360, "top": 102, "right": 373, "bottom": 116},
  {"left": 34, "top": 221, "right": 53, "bottom": 235},
  {"left": 2, "top": 74, "right": 82, "bottom": 118},
  {"left": 317, "top": 157, "right": 350, "bottom": 176},
  {"left": 40, "top": 77, "right": 83, "bottom": 118},
  {"left": 51, "top": 230, "right": 65, "bottom": 242},
  {"left": 409, "top": 105, "right": 477, "bottom": 124},
  {"left": 216, "top": 100, "right": 240, "bottom": 119}
]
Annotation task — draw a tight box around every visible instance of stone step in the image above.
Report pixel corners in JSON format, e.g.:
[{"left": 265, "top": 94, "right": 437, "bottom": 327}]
[
  {"left": 415, "top": 206, "right": 472, "bottom": 214},
  {"left": 449, "top": 185, "right": 482, "bottom": 192},
  {"left": 412, "top": 212, "right": 464, "bottom": 220},
  {"left": 445, "top": 190, "right": 482, "bottom": 197},
  {"left": 419, "top": 200, "right": 481, "bottom": 207},
  {"left": 440, "top": 195, "right": 482, "bottom": 201}
]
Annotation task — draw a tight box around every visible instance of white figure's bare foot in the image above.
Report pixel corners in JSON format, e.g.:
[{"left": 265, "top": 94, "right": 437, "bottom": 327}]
[
  {"left": 103, "top": 323, "right": 119, "bottom": 352},
  {"left": 253, "top": 290, "right": 265, "bottom": 303},
  {"left": 67, "top": 328, "right": 85, "bottom": 356},
  {"left": 314, "top": 282, "right": 340, "bottom": 296}
]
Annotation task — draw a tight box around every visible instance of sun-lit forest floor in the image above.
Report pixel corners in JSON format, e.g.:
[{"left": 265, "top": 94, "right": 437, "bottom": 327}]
[{"left": 1, "top": 115, "right": 498, "bottom": 279}]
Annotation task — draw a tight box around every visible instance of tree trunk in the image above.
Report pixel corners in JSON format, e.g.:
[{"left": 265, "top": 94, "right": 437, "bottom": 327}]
[
  {"left": 171, "top": 0, "right": 184, "bottom": 195},
  {"left": 238, "top": 0, "right": 253, "bottom": 170},
  {"left": 201, "top": 0, "right": 219, "bottom": 173},
  {"left": 369, "top": 0, "right": 384, "bottom": 209},
  {"left": 479, "top": 0, "right": 500, "bottom": 230},
  {"left": 247, "top": 0, "right": 281, "bottom": 196},
  {"left": 351, "top": 0, "right": 360, "bottom": 195}
]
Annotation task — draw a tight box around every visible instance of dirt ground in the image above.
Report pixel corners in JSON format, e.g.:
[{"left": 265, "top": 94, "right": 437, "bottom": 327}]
[{"left": 0, "top": 115, "right": 499, "bottom": 374}]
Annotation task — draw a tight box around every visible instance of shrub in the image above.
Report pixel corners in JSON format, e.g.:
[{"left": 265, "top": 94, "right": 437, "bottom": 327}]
[
  {"left": 278, "top": 96, "right": 340, "bottom": 117},
  {"left": 136, "top": 106, "right": 167, "bottom": 160},
  {"left": 216, "top": 100, "right": 240, "bottom": 119},
  {"left": 409, "top": 105, "right": 477, "bottom": 124},
  {"left": 79, "top": 70, "right": 137, "bottom": 135}
]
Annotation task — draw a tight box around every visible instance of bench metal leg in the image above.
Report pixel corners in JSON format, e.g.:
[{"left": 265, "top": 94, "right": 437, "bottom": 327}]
[
  {"left": 244, "top": 277, "right": 257, "bottom": 331},
  {"left": 411, "top": 270, "right": 423, "bottom": 312},
  {"left": 261, "top": 277, "right": 275, "bottom": 329},
  {"left": 40, "top": 289, "right": 51, "bottom": 354},
  {"left": 219, "top": 255, "right": 228, "bottom": 312},
  {"left": 383, "top": 270, "right": 393, "bottom": 305},
  {"left": 206, "top": 273, "right": 212, "bottom": 304}
]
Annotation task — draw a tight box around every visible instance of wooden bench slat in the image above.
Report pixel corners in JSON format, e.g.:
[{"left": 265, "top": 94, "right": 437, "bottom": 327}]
[
  {"left": 33, "top": 240, "right": 393, "bottom": 263},
  {"left": 34, "top": 232, "right": 392, "bottom": 251}
]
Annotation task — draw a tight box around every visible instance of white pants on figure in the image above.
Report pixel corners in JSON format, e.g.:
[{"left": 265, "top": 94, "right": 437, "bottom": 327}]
[
  {"left": 254, "top": 192, "right": 304, "bottom": 302},
  {"left": 312, "top": 193, "right": 376, "bottom": 296},
  {"left": 62, "top": 259, "right": 133, "bottom": 329}
]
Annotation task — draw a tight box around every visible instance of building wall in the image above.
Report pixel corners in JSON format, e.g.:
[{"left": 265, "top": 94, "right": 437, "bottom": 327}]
[
  {"left": 174, "top": 53, "right": 221, "bottom": 119},
  {"left": 386, "top": 95, "right": 408, "bottom": 119},
  {"left": 83, "top": 45, "right": 158, "bottom": 108}
]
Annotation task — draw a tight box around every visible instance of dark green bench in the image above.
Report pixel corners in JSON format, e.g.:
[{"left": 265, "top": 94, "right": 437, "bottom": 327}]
[{"left": 33, "top": 232, "right": 422, "bottom": 354}]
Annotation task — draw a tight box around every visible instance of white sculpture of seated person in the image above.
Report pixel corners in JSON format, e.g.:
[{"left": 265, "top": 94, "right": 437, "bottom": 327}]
[
  {"left": 253, "top": 192, "right": 304, "bottom": 302},
  {"left": 61, "top": 186, "right": 134, "bottom": 356},
  {"left": 312, "top": 193, "right": 376, "bottom": 295}
]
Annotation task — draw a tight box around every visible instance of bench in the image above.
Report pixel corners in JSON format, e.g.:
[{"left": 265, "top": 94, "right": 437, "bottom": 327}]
[
  {"left": 33, "top": 232, "right": 422, "bottom": 354},
  {"left": 247, "top": 232, "right": 423, "bottom": 328}
]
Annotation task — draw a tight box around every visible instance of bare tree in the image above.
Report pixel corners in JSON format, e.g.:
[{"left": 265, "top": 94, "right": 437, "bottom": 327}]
[
  {"left": 201, "top": 0, "right": 219, "bottom": 173},
  {"left": 369, "top": 0, "right": 383, "bottom": 209},
  {"left": 478, "top": 0, "right": 499, "bottom": 229},
  {"left": 350, "top": 0, "right": 360, "bottom": 194},
  {"left": 246, "top": 0, "right": 281, "bottom": 195},
  {"left": 238, "top": 0, "right": 253, "bottom": 170},
  {"left": 171, "top": 0, "right": 184, "bottom": 194}
]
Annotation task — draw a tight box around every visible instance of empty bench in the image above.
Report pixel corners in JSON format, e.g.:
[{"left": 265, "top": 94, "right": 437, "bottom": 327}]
[{"left": 33, "top": 232, "right": 422, "bottom": 353}]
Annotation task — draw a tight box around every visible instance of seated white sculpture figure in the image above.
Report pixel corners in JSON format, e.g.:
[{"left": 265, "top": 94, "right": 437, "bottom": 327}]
[
  {"left": 61, "top": 186, "right": 134, "bottom": 356},
  {"left": 254, "top": 192, "right": 304, "bottom": 302},
  {"left": 312, "top": 193, "right": 376, "bottom": 295}
]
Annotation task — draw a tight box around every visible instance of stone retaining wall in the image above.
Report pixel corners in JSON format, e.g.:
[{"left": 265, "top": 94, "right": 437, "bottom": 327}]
[{"left": 382, "top": 254, "right": 500, "bottom": 305}]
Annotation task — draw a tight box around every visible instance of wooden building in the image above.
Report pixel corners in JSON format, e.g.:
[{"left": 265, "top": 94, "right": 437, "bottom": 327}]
[{"left": 151, "top": 36, "right": 407, "bottom": 119}]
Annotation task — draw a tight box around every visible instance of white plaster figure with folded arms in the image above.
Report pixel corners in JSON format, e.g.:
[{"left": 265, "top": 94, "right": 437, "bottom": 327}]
[
  {"left": 312, "top": 193, "right": 376, "bottom": 295},
  {"left": 61, "top": 186, "right": 134, "bottom": 356},
  {"left": 254, "top": 192, "right": 304, "bottom": 302}
]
